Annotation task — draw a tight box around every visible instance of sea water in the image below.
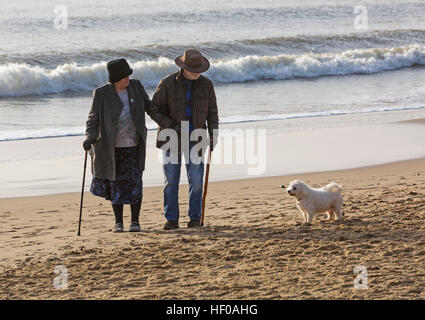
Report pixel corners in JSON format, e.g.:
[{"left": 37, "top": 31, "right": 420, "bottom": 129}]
[{"left": 1, "top": 0, "right": 425, "bottom": 141}]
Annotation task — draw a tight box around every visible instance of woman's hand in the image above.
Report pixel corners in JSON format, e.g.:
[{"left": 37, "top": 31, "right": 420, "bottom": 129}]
[{"left": 83, "top": 138, "right": 97, "bottom": 151}]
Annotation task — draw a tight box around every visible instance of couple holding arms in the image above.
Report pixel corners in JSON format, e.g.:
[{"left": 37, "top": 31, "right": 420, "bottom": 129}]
[{"left": 83, "top": 49, "right": 219, "bottom": 232}]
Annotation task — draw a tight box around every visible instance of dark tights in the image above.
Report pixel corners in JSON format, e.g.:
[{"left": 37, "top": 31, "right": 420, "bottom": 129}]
[{"left": 112, "top": 200, "right": 141, "bottom": 224}]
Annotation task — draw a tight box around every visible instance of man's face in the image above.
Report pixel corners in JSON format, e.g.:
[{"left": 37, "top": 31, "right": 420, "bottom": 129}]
[{"left": 183, "top": 69, "right": 200, "bottom": 80}]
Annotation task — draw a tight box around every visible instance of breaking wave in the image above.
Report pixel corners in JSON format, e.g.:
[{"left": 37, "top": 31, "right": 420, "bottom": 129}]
[{"left": 1, "top": 44, "right": 425, "bottom": 97}]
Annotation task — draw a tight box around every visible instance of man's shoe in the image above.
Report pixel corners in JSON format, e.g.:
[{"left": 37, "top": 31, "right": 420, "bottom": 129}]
[
  {"left": 187, "top": 219, "right": 201, "bottom": 228},
  {"left": 129, "top": 222, "right": 141, "bottom": 232},
  {"left": 163, "top": 220, "right": 179, "bottom": 230}
]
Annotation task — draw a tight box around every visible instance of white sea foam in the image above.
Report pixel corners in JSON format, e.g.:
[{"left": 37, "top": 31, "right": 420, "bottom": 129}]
[
  {"left": 208, "top": 44, "right": 425, "bottom": 82},
  {"left": 1, "top": 44, "right": 425, "bottom": 97},
  {"left": 0, "top": 62, "right": 108, "bottom": 97}
]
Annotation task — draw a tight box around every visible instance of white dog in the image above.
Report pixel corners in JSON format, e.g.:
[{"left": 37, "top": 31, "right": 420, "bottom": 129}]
[{"left": 284, "top": 180, "right": 343, "bottom": 224}]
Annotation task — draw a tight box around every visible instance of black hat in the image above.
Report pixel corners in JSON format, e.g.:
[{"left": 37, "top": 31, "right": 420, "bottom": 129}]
[{"left": 107, "top": 58, "right": 133, "bottom": 83}]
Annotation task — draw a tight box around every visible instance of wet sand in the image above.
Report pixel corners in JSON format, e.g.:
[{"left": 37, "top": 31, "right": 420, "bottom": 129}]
[{"left": 2, "top": 118, "right": 425, "bottom": 198}]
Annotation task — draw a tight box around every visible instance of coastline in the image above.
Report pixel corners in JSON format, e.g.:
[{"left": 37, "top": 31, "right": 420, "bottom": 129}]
[
  {"left": 1, "top": 117, "right": 425, "bottom": 199},
  {"left": 401, "top": 118, "right": 425, "bottom": 124},
  {"left": 1, "top": 155, "right": 424, "bottom": 202}
]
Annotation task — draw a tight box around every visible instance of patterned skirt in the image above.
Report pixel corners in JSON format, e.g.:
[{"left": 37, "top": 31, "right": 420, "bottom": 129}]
[{"left": 90, "top": 145, "right": 143, "bottom": 204}]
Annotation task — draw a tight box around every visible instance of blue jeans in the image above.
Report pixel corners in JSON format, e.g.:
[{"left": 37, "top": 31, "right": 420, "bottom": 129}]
[{"left": 163, "top": 143, "right": 204, "bottom": 222}]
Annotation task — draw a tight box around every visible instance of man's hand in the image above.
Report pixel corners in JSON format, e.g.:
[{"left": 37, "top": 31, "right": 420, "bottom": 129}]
[
  {"left": 173, "top": 122, "right": 181, "bottom": 133},
  {"left": 83, "top": 138, "right": 97, "bottom": 151},
  {"left": 210, "top": 137, "right": 217, "bottom": 152}
]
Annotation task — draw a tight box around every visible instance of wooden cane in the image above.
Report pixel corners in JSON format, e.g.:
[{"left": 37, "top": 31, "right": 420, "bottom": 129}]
[
  {"left": 77, "top": 150, "right": 88, "bottom": 236},
  {"left": 201, "top": 147, "right": 212, "bottom": 227}
]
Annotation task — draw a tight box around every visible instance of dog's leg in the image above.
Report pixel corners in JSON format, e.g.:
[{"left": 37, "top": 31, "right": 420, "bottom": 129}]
[
  {"left": 303, "top": 211, "right": 309, "bottom": 223},
  {"left": 305, "top": 210, "right": 314, "bottom": 224},
  {"left": 335, "top": 209, "right": 343, "bottom": 220},
  {"left": 297, "top": 204, "right": 307, "bottom": 223},
  {"left": 335, "top": 200, "right": 343, "bottom": 220}
]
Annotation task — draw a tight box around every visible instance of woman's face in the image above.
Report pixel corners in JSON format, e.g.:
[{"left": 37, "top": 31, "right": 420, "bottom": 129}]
[{"left": 114, "top": 76, "right": 130, "bottom": 90}]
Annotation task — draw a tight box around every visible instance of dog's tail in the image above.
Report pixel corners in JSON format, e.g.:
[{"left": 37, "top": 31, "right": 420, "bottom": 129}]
[{"left": 323, "top": 182, "right": 343, "bottom": 193}]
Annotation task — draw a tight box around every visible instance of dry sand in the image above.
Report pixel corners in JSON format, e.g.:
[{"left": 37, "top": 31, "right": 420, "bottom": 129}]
[
  {"left": 402, "top": 118, "right": 425, "bottom": 124},
  {"left": 1, "top": 156, "right": 425, "bottom": 299}
]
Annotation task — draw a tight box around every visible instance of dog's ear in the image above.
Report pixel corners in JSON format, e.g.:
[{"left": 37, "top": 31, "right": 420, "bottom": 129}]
[
  {"left": 297, "top": 182, "right": 309, "bottom": 198},
  {"left": 281, "top": 184, "right": 286, "bottom": 189}
]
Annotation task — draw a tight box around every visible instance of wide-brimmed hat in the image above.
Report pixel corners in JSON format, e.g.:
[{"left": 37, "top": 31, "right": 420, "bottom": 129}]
[
  {"left": 175, "top": 49, "right": 210, "bottom": 73},
  {"left": 107, "top": 58, "right": 133, "bottom": 83}
]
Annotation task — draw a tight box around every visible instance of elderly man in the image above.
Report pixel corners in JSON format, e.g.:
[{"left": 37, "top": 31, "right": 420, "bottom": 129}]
[{"left": 149, "top": 49, "right": 219, "bottom": 230}]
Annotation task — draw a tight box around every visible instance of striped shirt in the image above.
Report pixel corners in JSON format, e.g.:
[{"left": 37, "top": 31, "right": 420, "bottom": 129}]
[{"left": 182, "top": 76, "right": 194, "bottom": 133}]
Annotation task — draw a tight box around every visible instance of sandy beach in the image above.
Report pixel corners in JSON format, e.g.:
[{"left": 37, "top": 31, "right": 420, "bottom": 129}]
[{"left": 1, "top": 152, "right": 424, "bottom": 299}]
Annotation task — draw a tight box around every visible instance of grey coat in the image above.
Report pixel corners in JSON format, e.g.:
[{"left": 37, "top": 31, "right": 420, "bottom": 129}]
[{"left": 85, "top": 79, "right": 152, "bottom": 181}]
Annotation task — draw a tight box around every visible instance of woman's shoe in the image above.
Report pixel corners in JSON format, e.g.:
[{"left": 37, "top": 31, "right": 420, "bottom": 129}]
[
  {"left": 129, "top": 222, "right": 141, "bottom": 232},
  {"left": 112, "top": 223, "right": 124, "bottom": 233}
]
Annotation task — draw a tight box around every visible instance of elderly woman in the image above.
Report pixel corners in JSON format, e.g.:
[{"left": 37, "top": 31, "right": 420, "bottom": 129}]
[{"left": 83, "top": 58, "right": 151, "bottom": 233}]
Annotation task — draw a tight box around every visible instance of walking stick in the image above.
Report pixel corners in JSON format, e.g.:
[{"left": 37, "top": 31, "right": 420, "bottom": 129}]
[
  {"left": 201, "top": 147, "right": 212, "bottom": 227},
  {"left": 77, "top": 150, "right": 88, "bottom": 236}
]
